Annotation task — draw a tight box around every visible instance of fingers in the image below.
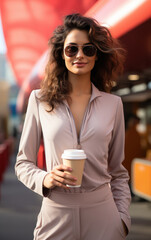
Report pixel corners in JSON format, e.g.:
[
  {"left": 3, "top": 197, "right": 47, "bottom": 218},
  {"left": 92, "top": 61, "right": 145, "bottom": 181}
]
[
  {"left": 49, "top": 164, "right": 77, "bottom": 189},
  {"left": 52, "top": 172, "right": 77, "bottom": 185},
  {"left": 52, "top": 165, "right": 77, "bottom": 182},
  {"left": 50, "top": 178, "right": 75, "bottom": 189},
  {"left": 54, "top": 165, "right": 75, "bottom": 179},
  {"left": 55, "top": 164, "right": 72, "bottom": 172}
]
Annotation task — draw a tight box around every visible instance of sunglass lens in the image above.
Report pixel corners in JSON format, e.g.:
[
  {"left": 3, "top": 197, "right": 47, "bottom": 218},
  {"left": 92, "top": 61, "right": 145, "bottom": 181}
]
[
  {"left": 65, "top": 46, "right": 78, "bottom": 57},
  {"left": 83, "top": 45, "right": 96, "bottom": 56}
]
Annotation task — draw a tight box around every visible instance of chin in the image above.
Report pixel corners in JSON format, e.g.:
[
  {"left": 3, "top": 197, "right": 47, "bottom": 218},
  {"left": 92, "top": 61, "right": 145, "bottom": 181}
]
[{"left": 72, "top": 68, "right": 90, "bottom": 75}]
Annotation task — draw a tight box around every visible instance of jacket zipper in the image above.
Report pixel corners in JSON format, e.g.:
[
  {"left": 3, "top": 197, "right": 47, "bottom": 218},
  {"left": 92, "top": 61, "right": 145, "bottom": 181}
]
[
  {"left": 78, "top": 102, "right": 91, "bottom": 149},
  {"left": 68, "top": 101, "right": 91, "bottom": 149}
]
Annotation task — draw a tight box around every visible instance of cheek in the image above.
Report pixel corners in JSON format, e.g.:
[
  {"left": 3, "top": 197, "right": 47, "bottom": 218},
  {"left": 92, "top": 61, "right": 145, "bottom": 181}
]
[
  {"left": 89, "top": 59, "right": 96, "bottom": 70},
  {"left": 64, "top": 59, "right": 72, "bottom": 70},
  {"left": 64, "top": 56, "right": 75, "bottom": 72}
]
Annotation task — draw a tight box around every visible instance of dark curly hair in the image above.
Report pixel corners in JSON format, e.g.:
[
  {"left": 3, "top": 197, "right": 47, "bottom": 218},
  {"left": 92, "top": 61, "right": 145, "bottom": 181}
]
[{"left": 40, "top": 13, "right": 126, "bottom": 111}]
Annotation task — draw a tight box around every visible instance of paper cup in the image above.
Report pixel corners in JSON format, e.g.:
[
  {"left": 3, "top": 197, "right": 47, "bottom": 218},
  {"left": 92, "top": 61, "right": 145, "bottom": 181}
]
[{"left": 61, "top": 149, "right": 86, "bottom": 187}]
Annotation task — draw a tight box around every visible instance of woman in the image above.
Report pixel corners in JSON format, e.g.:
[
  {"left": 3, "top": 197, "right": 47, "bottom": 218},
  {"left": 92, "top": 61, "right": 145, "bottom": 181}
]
[{"left": 15, "top": 13, "right": 131, "bottom": 239}]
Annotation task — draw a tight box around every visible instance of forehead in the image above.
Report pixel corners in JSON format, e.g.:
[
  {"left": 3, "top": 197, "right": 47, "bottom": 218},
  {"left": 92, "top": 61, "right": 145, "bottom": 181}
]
[{"left": 64, "top": 29, "right": 89, "bottom": 45}]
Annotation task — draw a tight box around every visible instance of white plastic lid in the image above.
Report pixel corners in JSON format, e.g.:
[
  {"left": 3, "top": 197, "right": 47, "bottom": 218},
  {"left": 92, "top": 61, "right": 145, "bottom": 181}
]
[{"left": 61, "top": 149, "right": 87, "bottom": 160}]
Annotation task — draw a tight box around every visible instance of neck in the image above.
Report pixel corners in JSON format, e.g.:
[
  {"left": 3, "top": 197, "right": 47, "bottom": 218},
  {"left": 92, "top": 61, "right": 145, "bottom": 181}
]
[{"left": 68, "top": 72, "right": 91, "bottom": 96}]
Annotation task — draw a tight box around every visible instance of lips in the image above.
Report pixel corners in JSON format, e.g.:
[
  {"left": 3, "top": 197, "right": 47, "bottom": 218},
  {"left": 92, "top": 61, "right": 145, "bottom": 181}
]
[{"left": 73, "top": 62, "right": 87, "bottom": 67}]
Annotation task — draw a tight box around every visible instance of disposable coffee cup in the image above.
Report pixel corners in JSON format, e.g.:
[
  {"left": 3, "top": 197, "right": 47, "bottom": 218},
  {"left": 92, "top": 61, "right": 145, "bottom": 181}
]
[{"left": 61, "top": 149, "right": 87, "bottom": 187}]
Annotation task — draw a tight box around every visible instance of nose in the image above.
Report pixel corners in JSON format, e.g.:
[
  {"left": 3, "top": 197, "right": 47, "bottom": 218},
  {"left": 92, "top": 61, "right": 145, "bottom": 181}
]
[{"left": 76, "top": 47, "right": 84, "bottom": 58}]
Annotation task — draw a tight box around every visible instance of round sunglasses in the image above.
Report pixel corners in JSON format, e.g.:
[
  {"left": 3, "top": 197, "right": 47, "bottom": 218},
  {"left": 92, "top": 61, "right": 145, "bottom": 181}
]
[{"left": 64, "top": 44, "right": 97, "bottom": 57}]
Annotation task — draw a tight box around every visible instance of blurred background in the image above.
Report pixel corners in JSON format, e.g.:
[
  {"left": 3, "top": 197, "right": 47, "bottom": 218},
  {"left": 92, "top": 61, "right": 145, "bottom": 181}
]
[{"left": 0, "top": 0, "right": 151, "bottom": 239}]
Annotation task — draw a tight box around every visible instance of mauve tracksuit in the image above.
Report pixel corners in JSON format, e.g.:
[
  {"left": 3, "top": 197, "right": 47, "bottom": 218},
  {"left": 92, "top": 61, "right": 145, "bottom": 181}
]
[{"left": 15, "top": 84, "right": 131, "bottom": 240}]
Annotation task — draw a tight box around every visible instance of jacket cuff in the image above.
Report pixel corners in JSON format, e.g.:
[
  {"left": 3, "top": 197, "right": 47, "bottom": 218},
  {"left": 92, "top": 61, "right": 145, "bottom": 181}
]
[
  {"left": 120, "top": 212, "right": 131, "bottom": 234},
  {"left": 36, "top": 171, "right": 49, "bottom": 196}
]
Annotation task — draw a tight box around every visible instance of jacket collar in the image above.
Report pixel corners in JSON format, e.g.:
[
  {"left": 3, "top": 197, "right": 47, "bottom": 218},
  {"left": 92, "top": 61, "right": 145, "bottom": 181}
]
[{"left": 90, "top": 83, "right": 102, "bottom": 102}]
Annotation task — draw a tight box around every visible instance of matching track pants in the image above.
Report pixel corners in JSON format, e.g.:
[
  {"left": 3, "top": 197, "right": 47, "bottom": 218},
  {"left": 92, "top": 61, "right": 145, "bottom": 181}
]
[{"left": 34, "top": 184, "right": 126, "bottom": 240}]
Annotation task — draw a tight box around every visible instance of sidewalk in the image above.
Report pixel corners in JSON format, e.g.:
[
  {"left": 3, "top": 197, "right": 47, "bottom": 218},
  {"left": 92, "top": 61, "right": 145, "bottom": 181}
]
[
  {"left": 0, "top": 154, "right": 151, "bottom": 240},
  {"left": 128, "top": 200, "right": 151, "bottom": 240},
  {"left": 0, "top": 155, "right": 42, "bottom": 240}
]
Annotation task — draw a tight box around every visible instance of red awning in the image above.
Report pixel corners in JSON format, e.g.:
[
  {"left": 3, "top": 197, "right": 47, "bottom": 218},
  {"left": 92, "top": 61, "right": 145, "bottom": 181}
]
[{"left": 86, "top": 0, "right": 151, "bottom": 38}]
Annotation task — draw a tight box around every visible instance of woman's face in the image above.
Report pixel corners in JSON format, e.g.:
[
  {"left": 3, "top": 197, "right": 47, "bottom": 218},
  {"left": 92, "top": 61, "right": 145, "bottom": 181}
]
[{"left": 63, "top": 29, "right": 97, "bottom": 77}]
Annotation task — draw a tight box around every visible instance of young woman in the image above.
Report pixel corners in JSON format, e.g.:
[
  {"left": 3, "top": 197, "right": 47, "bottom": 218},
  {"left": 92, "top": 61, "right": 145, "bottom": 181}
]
[{"left": 15, "top": 13, "right": 131, "bottom": 240}]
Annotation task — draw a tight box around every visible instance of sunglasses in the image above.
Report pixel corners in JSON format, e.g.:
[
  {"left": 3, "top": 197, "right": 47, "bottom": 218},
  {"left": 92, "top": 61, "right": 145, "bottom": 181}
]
[{"left": 64, "top": 44, "right": 97, "bottom": 57}]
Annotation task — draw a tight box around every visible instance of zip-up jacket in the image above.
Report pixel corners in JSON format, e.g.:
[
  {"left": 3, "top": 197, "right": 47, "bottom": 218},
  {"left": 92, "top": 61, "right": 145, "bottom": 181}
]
[{"left": 15, "top": 83, "right": 131, "bottom": 232}]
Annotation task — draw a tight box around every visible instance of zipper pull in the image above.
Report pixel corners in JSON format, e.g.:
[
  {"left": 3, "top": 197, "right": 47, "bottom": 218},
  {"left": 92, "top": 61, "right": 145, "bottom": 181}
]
[
  {"left": 77, "top": 138, "right": 81, "bottom": 149},
  {"left": 77, "top": 144, "right": 81, "bottom": 149}
]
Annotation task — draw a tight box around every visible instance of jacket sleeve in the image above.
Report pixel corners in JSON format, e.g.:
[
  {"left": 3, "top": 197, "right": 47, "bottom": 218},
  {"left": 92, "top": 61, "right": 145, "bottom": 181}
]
[
  {"left": 108, "top": 98, "right": 131, "bottom": 233},
  {"left": 15, "top": 90, "right": 48, "bottom": 196}
]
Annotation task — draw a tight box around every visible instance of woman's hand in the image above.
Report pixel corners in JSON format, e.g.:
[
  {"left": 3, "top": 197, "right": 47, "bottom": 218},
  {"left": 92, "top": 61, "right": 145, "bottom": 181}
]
[{"left": 43, "top": 164, "right": 77, "bottom": 189}]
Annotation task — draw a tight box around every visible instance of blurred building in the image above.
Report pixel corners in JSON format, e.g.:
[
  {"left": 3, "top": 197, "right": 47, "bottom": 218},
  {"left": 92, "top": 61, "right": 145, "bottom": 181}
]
[
  {"left": 0, "top": 54, "right": 5, "bottom": 79},
  {"left": 0, "top": 53, "right": 19, "bottom": 140},
  {"left": 0, "top": 53, "right": 16, "bottom": 84}
]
